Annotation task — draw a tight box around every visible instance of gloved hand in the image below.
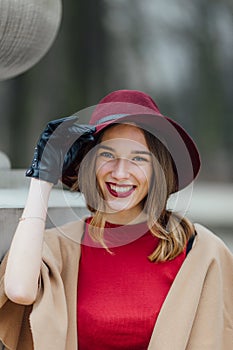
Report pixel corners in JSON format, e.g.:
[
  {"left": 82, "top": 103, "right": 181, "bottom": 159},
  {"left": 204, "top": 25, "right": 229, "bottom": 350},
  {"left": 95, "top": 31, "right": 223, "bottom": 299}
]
[{"left": 26, "top": 115, "right": 96, "bottom": 185}]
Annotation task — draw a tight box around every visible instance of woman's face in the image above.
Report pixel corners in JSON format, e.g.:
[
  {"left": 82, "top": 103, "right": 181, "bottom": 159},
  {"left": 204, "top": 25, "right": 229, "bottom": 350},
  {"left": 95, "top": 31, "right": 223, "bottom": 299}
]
[{"left": 95, "top": 124, "right": 153, "bottom": 223}]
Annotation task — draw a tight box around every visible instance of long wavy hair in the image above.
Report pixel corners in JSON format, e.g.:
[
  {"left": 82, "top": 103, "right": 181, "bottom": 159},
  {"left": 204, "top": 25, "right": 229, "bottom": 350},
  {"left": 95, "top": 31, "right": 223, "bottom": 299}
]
[{"left": 72, "top": 123, "right": 194, "bottom": 262}]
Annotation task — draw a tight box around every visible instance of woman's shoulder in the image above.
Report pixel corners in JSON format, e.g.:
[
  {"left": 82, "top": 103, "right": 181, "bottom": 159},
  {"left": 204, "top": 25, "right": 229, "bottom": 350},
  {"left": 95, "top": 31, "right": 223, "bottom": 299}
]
[
  {"left": 193, "top": 223, "right": 233, "bottom": 261},
  {"left": 194, "top": 223, "right": 230, "bottom": 246}
]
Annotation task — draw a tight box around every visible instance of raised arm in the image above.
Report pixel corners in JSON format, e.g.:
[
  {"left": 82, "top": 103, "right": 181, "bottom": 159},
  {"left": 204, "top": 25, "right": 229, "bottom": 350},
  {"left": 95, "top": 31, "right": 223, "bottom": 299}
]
[
  {"left": 4, "top": 116, "right": 95, "bottom": 305},
  {"left": 4, "top": 178, "right": 52, "bottom": 305}
]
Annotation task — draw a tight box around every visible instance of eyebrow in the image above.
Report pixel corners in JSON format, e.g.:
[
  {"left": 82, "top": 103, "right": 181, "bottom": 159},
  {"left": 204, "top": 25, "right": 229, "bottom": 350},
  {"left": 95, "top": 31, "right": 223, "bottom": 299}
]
[{"left": 98, "top": 145, "right": 152, "bottom": 156}]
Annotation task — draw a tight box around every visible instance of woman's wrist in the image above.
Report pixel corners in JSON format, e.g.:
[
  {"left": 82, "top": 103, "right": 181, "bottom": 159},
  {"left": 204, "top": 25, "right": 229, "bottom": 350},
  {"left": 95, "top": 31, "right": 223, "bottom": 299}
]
[
  {"left": 19, "top": 216, "right": 46, "bottom": 223},
  {"left": 22, "top": 178, "right": 53, "bottom": 219},
  {"left": 28, "top": 178, "right": 53, "bottom": 198}
]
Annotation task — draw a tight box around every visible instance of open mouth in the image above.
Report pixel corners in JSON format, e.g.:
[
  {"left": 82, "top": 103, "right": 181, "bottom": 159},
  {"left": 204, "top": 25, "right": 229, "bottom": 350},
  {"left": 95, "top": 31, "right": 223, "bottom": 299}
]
[{"left": 106, "top": 182, "right": 136, "bottom": 198}]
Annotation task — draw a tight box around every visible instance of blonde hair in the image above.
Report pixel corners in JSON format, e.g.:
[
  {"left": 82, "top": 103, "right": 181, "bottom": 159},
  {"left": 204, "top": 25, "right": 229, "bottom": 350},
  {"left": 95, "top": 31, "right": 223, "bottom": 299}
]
[{"left": 73, "top": 123, "right": 194, "bottom": 262}]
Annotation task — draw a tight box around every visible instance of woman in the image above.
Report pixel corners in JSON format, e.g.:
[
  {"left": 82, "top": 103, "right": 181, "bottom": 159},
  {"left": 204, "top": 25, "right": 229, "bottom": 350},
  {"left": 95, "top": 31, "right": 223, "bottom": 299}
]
[{"left": 0, "top": 90, "right": 232, "bottom": 350}]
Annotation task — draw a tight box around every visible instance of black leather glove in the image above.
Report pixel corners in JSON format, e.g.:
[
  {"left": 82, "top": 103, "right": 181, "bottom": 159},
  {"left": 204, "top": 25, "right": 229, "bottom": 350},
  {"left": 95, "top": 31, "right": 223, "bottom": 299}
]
[{"left": 26, "top": 115, "right": 96, "bottom": 185}]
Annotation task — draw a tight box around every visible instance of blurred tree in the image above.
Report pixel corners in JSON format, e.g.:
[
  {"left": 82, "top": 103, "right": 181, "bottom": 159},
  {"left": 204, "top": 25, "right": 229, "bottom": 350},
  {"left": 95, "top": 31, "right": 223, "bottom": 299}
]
[
  {"left": 104, "top": 0, "right": 233, "bottom": 181},
  {"left": 180, "top": 1, "right": 233, "bottom": 180}
]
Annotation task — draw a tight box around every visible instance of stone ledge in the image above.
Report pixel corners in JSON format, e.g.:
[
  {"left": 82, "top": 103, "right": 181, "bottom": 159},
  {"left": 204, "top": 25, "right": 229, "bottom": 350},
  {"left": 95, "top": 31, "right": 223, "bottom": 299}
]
[
  {"left": 0, "top": 169, "right": 28, "bottom": 188},
  {"left": 0, "top": 187, "right": 87, "bottom": 208},
  {"left": 0, "top": 180, "right": 233, "bottom": 227},
  {"left": 0, "top": 162, "right": 232, "bottom": 257},
  {"left": 183, "top": 182, "right": 233, "bottom": 227}
]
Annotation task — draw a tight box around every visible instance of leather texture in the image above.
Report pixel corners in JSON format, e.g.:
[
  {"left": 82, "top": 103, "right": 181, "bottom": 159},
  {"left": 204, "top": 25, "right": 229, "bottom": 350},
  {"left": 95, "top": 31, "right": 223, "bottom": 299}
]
[{"left": 26, "top": 116, "right": 96, "bottom": 185}]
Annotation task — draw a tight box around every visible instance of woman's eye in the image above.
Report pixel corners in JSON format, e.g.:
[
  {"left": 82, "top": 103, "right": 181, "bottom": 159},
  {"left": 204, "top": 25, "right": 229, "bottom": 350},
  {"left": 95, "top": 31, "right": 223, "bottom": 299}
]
[
  {"left": 99, "top": 151, "right": 114, "bottom": 159},
  {"left": 132, "top": 156, "right": 148, "bottom": 162}
]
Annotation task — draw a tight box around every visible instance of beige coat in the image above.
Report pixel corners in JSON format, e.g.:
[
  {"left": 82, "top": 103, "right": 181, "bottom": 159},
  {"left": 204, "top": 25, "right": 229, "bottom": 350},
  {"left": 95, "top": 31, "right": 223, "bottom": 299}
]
[{"left": 0, "top": 222, "right": 232, "bottom": 350}]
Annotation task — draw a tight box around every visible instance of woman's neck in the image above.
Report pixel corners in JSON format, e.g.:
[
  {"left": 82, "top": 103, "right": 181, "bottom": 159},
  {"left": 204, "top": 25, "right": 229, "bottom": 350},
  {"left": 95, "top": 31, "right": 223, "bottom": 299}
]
[{"left": 104, "top": 210, "right": 148, "bottom": 225}]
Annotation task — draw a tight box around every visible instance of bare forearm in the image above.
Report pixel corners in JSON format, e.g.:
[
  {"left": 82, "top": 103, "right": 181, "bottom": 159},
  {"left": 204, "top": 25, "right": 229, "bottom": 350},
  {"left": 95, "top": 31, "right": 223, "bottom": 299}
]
[{"left": 4, "top": 178, "right": 53, "bottom": 304}]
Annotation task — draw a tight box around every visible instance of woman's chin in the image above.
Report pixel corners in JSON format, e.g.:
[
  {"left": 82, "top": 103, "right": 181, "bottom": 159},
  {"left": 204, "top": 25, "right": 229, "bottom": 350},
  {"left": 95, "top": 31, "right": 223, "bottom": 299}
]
[{"left": 105, "top": 199, "right": 133, "bottom": 214}]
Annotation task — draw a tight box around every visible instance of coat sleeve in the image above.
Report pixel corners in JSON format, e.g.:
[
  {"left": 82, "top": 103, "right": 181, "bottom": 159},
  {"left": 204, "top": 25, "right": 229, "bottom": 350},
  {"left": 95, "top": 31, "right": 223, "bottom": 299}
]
[
  {"left": 0, "top": 239, "right": 68, "bottom": 350},
  {"left": 0, "top": 221, "right": 82, "bottom": 350},
  {"left": 186, "top": 231, "right": 233, "bottom": 350},
  {"left": 147, "top": 224, "right": 233, "bottom": 350},
  {"left": 0, "top": 252, "right": 34, "bottom": 349}
]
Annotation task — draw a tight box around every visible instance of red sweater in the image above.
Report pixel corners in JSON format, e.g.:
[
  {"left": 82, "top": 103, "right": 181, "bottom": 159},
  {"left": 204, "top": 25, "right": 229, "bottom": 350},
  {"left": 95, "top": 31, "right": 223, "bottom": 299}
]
[{"left": 77, "top": 219, "right": 187, "bottom": 349}]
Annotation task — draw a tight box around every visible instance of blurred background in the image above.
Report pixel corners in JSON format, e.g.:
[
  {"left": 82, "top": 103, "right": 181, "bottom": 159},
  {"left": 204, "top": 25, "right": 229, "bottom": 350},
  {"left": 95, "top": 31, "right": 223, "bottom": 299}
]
[{"left": 0, "top": 0, "right": 232, "bottom": 248}]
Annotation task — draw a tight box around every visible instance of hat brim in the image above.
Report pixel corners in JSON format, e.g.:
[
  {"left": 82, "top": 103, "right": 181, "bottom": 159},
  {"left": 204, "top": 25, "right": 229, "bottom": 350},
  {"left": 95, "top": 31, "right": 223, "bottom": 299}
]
[
  {"left": 93, "top": 113, "right": 200, "bottom": 191},
  {"left": 62, "top": 112, "right": 201, "bottom": 192}
]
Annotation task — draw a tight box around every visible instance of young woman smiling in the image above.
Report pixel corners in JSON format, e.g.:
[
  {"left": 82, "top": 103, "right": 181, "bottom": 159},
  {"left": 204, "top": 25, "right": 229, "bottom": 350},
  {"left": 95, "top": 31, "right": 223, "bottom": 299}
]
[{"left": 0, "top": 90, "right": 232, "bottom": 350}]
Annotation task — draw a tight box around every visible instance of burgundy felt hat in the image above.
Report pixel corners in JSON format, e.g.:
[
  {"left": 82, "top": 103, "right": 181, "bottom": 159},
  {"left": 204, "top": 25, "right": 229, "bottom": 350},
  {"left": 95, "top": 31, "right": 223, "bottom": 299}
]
[
  {"left": 62, "top": 89, "right": 200, "bottom": 192},
  {"left": 87, "top": 89, "right": 201, "bottom": 191}
]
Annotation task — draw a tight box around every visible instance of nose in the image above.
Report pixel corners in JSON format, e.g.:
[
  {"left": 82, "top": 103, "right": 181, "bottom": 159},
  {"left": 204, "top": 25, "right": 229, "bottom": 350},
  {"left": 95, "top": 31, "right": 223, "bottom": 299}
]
[{"left": 111, "top": 158, "right": 130, "bottom": 180}]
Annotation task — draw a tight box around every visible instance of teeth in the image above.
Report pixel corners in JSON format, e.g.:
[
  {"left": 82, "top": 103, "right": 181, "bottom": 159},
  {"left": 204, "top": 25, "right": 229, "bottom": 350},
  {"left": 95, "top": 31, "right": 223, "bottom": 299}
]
[{"left": 109, "top": 184, "right": 134, "bottom": 193}]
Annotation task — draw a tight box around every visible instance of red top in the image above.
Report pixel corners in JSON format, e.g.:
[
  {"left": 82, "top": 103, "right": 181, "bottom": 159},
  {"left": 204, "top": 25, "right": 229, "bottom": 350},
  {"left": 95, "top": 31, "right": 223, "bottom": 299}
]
[{"left": 77, "top": 219, "right": 187, "bottom": 349}]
